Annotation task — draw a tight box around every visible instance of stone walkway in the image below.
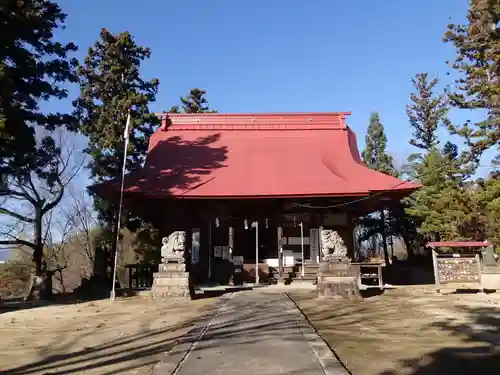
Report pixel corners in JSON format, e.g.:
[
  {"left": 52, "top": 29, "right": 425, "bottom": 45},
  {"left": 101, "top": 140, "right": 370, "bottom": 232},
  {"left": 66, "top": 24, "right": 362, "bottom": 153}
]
[{"left": 154, "top": 290, "right": 348, "bottom": 375}]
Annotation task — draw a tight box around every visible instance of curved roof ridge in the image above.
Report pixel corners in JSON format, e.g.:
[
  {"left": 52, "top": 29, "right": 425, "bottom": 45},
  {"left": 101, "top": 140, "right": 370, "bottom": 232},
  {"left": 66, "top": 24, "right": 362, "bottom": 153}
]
[{"left": 157, "top": 112, "right": 351, "bottom": 131}]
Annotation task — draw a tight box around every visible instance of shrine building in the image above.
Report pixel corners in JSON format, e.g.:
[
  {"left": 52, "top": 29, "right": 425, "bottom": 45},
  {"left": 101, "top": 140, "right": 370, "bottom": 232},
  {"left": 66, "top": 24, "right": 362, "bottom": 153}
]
[{"left": 92, "top": 112, "right": 420, "bottom": 285}]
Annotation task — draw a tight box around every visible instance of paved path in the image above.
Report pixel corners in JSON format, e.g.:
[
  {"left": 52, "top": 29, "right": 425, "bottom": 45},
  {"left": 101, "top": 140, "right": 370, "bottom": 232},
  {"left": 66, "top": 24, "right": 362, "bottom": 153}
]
[{"left": 154, "top": 290, "right": 348, "bottom": 375}]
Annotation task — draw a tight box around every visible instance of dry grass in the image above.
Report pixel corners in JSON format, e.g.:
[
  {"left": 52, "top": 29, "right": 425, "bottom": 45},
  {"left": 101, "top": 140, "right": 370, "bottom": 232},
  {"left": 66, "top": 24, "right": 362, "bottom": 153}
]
[
  {"left": 290, "top": 288, "right": 500, "bottom": 375},
  {"left": 0, "top": 296, "right": 216, "bottom": 375}
]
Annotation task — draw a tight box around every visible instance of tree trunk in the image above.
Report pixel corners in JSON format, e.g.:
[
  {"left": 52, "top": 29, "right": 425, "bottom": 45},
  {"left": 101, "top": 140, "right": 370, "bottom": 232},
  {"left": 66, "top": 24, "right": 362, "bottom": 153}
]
[
  {"left": 92, "top": 207, "right": 115, "bottom": 290},
  {"left": 28, "top": 209, "right": 51, "bottom": 300},
  {"left": 402, "top": 232, "right": 414, "bottom": 259},
  {"left": 380, "top": 210, "right": 390, "bottom": 267},
  {"left": 58, "top": 269, "right": 66, "bottom": 294}
]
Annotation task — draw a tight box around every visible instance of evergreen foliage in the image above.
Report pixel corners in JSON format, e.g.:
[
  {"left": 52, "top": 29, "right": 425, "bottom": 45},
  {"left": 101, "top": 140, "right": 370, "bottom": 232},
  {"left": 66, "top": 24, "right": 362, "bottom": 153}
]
[
  {"left": 444, "top": 0, "right": 500, "bottom": 162},
  {"left": 361, "top": 112, "right": 396, "bottom": 176},
  {"left": 360, "top": 112, "right": 398, "bottom": 264},
  {"left": 405, "top": 145, "right": 473, "bottom": 241},
  {"left": 471, "top": 172, "right": 500, "bottom": 245},
  {"left": 73, "top": 28, "right": 159, "bottom": 279},
  {"left": 168, "top": 88, "right": 217, "bottom": 114},
  {"left": 0, "top": 0, "right": 78, "bottom": 294},
  {"left": 406, "top": 73, "right": 448, "bottom": 150},
  {"left": 0, "top": 0, "right": 78, "bottom": 177},
  {"left": 73, "top": 28, "right": 160, "bottom": 184}
]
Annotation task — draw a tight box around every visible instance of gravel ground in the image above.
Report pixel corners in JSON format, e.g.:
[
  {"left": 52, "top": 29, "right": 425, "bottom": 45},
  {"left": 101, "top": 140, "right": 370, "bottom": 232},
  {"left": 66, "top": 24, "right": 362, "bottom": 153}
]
[
  {"left": 0, "top": 296, "right": 216, "bottom": 375},
  {"left": 290, "top": 288, "right": 500, "bottom": 375}
]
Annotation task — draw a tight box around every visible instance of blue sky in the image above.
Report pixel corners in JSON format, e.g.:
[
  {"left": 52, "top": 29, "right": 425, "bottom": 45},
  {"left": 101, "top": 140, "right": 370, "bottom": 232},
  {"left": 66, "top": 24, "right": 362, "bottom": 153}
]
[
  {"left": 52, "top": 0, "right": 479, "bottom": 167},
  {"left": 0, "top": 0, "right": 485, "bottom": 257}
]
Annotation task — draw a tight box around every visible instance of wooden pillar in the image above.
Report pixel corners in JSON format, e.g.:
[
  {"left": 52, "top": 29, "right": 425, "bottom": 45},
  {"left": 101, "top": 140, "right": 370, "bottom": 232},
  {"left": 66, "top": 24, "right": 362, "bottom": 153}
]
[
  {"left": 228, "top": 226, "right": 234, "bottom": 252},
  {"left": 352, "top": 225, "right": 359, "bottom": 261},
  {"left": 208, "top": 218, "right": 212, "bottom": 280},
  {"left": 319, "top": 226, "right": 324, "bottom": 262},
  {"left": 228, "top": 226, "right": 234, "bottom": 286},
  {"left": 277, "top": 225, "right": 283, "bottom": 277},
  {"left": 380, "top": 209, "right": 390, "bottom": 266},
  {"left": 310, "top": 227, "right": 320, "bottom": 263}
]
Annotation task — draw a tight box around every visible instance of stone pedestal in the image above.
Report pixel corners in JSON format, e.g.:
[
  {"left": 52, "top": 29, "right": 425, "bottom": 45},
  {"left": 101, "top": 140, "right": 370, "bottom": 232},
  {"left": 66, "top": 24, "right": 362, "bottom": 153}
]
[
  {"left": 316, "top": 256, "right": 361, "bottom": 300},
  {"left": 151, "top": 260, "right": 191, "bottom": 299}
]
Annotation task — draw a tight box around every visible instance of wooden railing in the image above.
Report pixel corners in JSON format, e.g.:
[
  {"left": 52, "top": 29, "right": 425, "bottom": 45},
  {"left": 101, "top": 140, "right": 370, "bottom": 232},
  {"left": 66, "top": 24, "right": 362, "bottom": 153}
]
[{"left": 124, "top": 264, "right": 157, "bottom": 289}]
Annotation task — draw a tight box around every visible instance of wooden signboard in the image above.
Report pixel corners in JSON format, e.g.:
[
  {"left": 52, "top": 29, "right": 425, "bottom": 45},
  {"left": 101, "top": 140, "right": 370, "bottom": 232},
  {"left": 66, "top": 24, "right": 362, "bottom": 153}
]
[
  {"left": 432, "top": 250, "right": 482, "bottom": 292},
  {"left": 191, "top": 228, "right": 200, "bottom": 264},
  {"left": 310, "top": 228, "right": 319, "bottom": 263}
]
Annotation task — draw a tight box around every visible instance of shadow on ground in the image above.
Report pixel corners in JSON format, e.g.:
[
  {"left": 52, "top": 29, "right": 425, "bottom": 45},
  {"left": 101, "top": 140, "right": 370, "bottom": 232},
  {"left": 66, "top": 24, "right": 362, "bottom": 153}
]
[
  {"left": 0, "top": 284, "right": 254, "bottom": 315},
  {"left": 0, "top": 292, "right": 109, "bottom": 315},
  {"left": 382, "top": 261, "right": 435, "bottom": 286},
  {"left": 291, "top": 289, "right": 500, "bottom": 375},
  {"left": 1, "top": 288, "right": 308, "bottom": 374},
  {"left": 377, "top": 305, "right": 500, "bottom": 375}
]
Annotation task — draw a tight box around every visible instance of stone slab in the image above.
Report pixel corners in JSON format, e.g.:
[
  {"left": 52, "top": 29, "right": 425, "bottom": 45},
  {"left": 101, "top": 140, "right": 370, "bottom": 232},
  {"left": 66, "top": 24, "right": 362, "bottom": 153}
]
[
  {"left": 152, "top": 284, "right": 190, "bottom": 291},
  {"left": 321, "top": 276, "right": 357, "bottom": 282},
  {"left": 152, "top": 290, "right": 190, "bottom": 299},
  {"left": 153, "top": 271, "right": 189, "bottom": 278},
  {"left": 159, "top": 263, "right": 187, "bottom": 272},
  {"left": 153, "top": 277, "right": 189, "bottom": 286}
]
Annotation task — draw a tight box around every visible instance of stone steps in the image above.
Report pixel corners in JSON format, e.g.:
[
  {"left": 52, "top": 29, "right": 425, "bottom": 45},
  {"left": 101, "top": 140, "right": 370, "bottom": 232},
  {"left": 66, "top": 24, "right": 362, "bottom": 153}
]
[{"left": 279, "top": 264, "right": 319, "bottom": 284}]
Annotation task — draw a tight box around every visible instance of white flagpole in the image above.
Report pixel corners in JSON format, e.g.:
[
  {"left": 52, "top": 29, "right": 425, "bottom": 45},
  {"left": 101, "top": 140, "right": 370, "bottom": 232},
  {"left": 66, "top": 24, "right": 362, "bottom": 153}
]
[{"left": 110, "top": 110, "right": 131, "bottom": 301}]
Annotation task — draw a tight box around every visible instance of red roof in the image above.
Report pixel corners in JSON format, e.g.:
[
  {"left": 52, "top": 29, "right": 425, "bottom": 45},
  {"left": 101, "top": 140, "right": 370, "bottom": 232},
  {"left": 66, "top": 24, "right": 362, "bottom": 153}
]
[{"left": 92, "top": 112, "right": 420, "bottom": 199}]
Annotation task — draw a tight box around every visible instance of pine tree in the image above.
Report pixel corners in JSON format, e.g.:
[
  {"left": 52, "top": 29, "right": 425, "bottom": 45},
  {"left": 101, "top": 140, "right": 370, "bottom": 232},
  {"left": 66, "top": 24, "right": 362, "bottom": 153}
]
[
  {"left": 405, "top": 144, "right": 473, "bottom": 241},
  {"left": 74, "top": 29, "right": 159, "bottom": 182},
  {"left": 168, "top": 106, "right": 181, "bottom": 114},
  {"left": 73, "top": 28, "right": 159, "bottom": 283},
  {"left": 442, "top": 1, "right": 499, "bottom": 247},
  {"left": 471, "top": 172, "right": 500, "bottom": 247},
  {"left": 361, "top": 112, "right": 396, "bottom": 265},
  {"left": 179, "top": 88, "right": 217, "bottom": 113},
  {"left": 406, "top": 73, "right": 448, "bottom": 150},
  {"left": 0, "top": 0, "right": 78, "bottom": 298},
  {"left": 361, "top": 112, "right": 396, "bottom": 176},
  {"left": 0, "top": 1, "right": 78, "bottom": 176},
  {"left": 444, "top": 0, "right": 500, "bottom": 161}
]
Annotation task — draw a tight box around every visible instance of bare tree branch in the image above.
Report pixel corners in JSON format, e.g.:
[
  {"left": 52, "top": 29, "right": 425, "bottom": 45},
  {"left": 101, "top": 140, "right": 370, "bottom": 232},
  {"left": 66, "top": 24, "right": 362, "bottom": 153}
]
[
  {"left": 0, "top": 207, "right": 34, "bottom": 223},
  {"left": 41, "top": 178, "right": 65, "bottom": 215},
  {"left": 0, "top": 131, "right": 86, "bottom": 277},
  {"left": 63, "top": 187, "right": 97, "bottom": 262},
  {"left": 0, "top": 239, "right": 34, "bottom": 248},
  {"left": 0, "top": 185, "right": 36, "bottom": 205}
]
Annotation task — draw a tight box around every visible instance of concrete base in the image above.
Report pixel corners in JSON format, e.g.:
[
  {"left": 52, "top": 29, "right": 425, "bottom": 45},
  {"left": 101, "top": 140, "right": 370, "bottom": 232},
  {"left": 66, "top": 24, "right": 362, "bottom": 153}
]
[
  {"left": 482, "top": 272, "right": 500, "bottom": 289},
  {"left": 316, "top": 257, "right": 361, "bottom": 300},
  {"left": 317, "top": 276, "right": 361, "bottom": 300},
  {"left": 151, "top": 262, "right": 191, "bottom": 299},
  {"left": 483, "top": 266, "right": 500, "bottom": 274}
]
